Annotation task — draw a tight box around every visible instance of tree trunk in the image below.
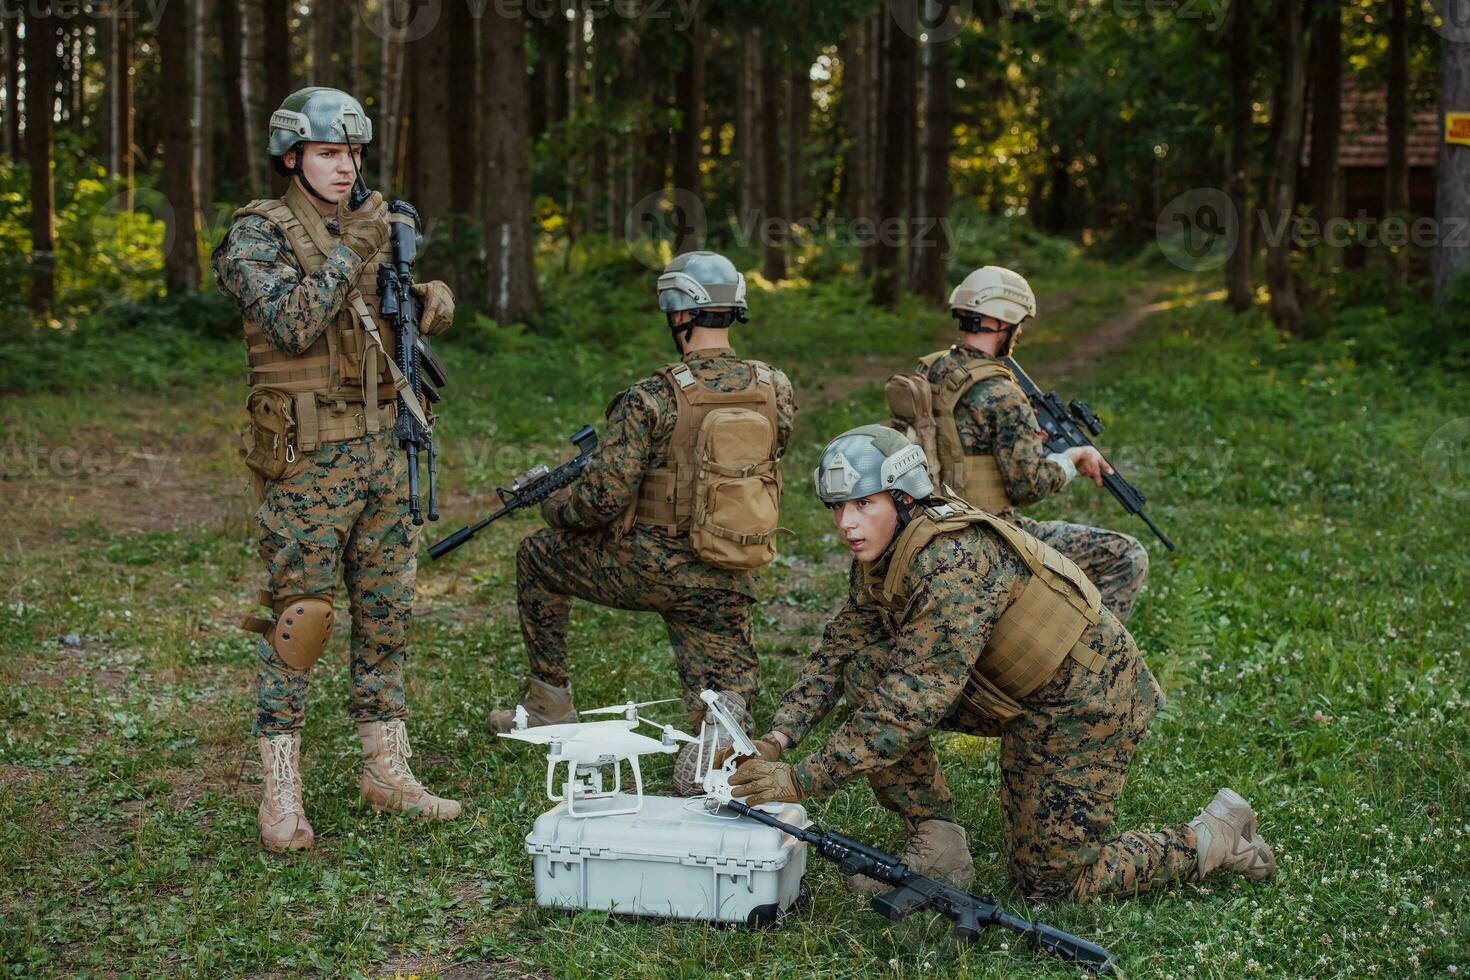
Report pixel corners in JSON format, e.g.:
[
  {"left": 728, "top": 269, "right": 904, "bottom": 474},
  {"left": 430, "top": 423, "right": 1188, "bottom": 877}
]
[
  {"left": 406, "top": 29, "right": 453, "bottom": 241},
  {"left": 760, "top": 41, "right": 786, "bottom": 281},
  {"left": 98, "top": 11, "right": 114, "bottom": 173},
  {"left": 218, "top": 0, "right": 253, "bottom": 195},
  {"left": 481, "top": 9, "right": 542, "bottom": 322},
  {"left": 263, "top": 0, "right": 291, "bottom": 194},
  {"left": 118, "top": 15, "right": 134, "bottom": 208},
  {"left": 379, "top": 21, "right": 403, "bottom": 190},
  {"left": 673, "top": 7, "right": 704, "bottom": 253},
  {"left": 785, "top": 59, "right": 806, "bottom": 226},
  {"left": 864, "top": 14, "right": 886, "bottom": 276},
  {"left": 1265, "top": 0, "right": 1307, "bottom": 335},
  {"left": 25, "top": 3, "right": 56, "bottom": 318},
  {"left": 1227, "top": 0, "right": 1254, "bottom": 312},
  {"left": 1435, "top": 33, "right": 1470, "bottom": 301},
  {"left": 840, "top": 30, "right": 867, "bottom": 222},
  {"left": 1306, "top": 0, "right": 1341, "bottom": 227},
  {"left": 194, "top": 0, "right": 213, "bottom": 211},
  {"left": 160, "top": 0, "right": 202, "bottom": 293},
  {"left": 3, "top": 15, "right": 19, "bottom": 159},
  {"left": 909, "top": 0, "right": 950, "bottom": 300},
  {"left": 1385, "top": 0, "right": 1409, "bottom": 288},
  {"left": 738, "top": 29, "right": 762, "bottom": 231},
  {"left": 872, "top": 11, "right": 912, "bottom": 307},
  {"left": 448, "top": 0, "right": 479, "bottom": 218}
]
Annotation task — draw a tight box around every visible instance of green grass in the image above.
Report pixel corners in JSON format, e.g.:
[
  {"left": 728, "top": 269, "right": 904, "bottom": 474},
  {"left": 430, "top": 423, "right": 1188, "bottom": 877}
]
[{"left": 1, "top": 242, "right": 1467, "bottom": 977}]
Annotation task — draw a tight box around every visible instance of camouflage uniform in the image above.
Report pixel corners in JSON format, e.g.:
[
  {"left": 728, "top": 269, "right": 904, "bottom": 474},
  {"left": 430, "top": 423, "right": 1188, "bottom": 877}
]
[
  {"left": 213, "top": 214, "right": 412, "bottom": 736},
  {"left": 921, "top": 345, "right": 1149, "bottom": 622},
  {"left": 520, "top": 347, "right": 796, "bottom": 715},
  {"left": 770, "top": 523, "right": 1196, "bottom": 901}
]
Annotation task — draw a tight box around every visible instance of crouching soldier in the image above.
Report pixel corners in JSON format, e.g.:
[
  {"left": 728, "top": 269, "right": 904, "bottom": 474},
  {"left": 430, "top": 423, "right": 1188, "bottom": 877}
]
[
  {"left": 725, "top": 426, "right": 1274, "bottom": 900},
  {"left": 212, "top": 87, "right": 461, "bottom": 852},
  {"left": 890, "top": 266, "right": 1149, "bottom": 621},
  {"left": 490, "top": 251, "right": 797, "bottom": 794}
]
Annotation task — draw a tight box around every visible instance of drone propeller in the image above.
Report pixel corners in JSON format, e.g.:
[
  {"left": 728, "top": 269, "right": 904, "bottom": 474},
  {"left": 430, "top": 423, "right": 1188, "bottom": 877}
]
[
  {"left": 637, "top": 717, "right": 700, "bottom": 744},
  {"left": 582, "top": 698, "right": 681, "bottom": 716}
]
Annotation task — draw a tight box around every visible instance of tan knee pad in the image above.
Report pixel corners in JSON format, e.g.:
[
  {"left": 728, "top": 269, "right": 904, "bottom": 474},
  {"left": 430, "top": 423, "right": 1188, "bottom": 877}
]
[{"left": 271, "top": 596, "right": 335, "bottom": 669}]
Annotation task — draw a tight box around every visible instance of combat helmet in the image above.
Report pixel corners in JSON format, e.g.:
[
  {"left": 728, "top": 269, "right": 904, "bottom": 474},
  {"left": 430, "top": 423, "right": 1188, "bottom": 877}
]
[
  {"left": 814, "top": 425, "right": 935, "bottom": 506},
  {"left": 268, "top": 87, "right": 373, "bottom": 199},
  {"left": 657, "top": 251, "right": 749, "bottom": 349},
  {"left": 949, "top": 266, "right": 1036, "bottom": 356}
]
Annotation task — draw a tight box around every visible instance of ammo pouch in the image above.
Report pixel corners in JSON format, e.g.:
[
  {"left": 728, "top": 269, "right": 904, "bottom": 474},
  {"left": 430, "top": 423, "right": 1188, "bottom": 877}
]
[
  {"left": 242, "top": 387, "right": 311, "bottom": 483},
  {"left": 884, "top": 373, "right": 942, "bottom": 484}
]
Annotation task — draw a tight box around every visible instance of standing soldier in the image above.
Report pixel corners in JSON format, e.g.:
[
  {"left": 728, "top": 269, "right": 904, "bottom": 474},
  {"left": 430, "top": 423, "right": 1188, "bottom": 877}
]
[
  {"left": 489, "top": 251, "right": 797, "bottom": 795},
  {"left": 725, "top": 426, "right": 1275, "bottom": 901},
  {"left": 892, "top": 266, "right": 1149, "bottom": 621},
  {"left": 212, "top": 87, "right": 462, "bottom": 853}
]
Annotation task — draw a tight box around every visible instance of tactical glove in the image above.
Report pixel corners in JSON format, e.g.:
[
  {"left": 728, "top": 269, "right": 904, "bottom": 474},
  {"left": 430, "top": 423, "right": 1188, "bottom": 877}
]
[
  {"left": 412, "top": 280, "right": 455, "bottom": 335},
  {"left": 728, "top": 758, "right": 803, "bottom": 806},
  {"left": 539, "top": 486, "right": 573, "bottom": 527},
  {"left": 711, "top": 735, "right": 783, "bottom": 771},
  {"left": 337, "top": 191, "right": 390, "bottom": 261}
]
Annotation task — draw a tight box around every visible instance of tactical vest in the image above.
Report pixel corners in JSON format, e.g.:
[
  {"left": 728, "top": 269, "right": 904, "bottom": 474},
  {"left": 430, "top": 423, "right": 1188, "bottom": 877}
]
[
  {"left": 632, "top": 359, "right": 781, "bottom": 535},
  {"left": 919, "top": 348, "right": 1017, "bottom": 513},
  {"left": 861, "top": 495, "right": 1104, "bottom": 721},
  {"left": 233, "top": 182, "right": 403, "bottom": 449}
]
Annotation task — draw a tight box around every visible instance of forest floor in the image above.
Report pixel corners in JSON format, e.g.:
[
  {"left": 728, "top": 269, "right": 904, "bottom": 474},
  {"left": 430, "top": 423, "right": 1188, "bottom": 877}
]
[{"left": 1, "top": 249, "right": 1467, "bottom": 978}]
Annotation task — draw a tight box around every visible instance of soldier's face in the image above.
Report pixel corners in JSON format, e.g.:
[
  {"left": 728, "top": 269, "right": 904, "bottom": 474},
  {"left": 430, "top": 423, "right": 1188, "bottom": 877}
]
[
  {"left": 831, "top": 492, "right": 899, "bottom": 562},
  {"left": 287, "top": 142, "right": 364, "bottom": 204}
]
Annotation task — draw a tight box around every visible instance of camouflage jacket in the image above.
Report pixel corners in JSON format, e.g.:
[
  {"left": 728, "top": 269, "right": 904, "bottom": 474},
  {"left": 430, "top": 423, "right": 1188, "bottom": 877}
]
[
  {"left": 544, "top": 347, "right": 798, "bottom": 596},
  {"left": 211, "top": 213, "right": 363, "bottom": 356},
  {"left": 922, "top": 344, "right": 1066, "bottom": 509},
  {"left": 770, "top": 522, "right": 1123, "bottom": 798}
]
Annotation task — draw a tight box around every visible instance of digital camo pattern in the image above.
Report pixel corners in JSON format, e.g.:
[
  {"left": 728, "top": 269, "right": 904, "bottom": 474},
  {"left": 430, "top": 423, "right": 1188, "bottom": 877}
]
[
  {"left": 211, "top": 213, "right": 362, "bottom": 356},
  {"left": 252, "top": 428, "right": 414, "bottom": 735},
  {"left": 771, "top": 523, "right": 1196, "bottom": 900},
  {"left": 518, "top": 347, "right": 795, "bottom": 712},
  {"left": 923, "top": 344, "right": 1148, "bottom": 621},
  {"left": 517, "top": 526, "right": 759, "bottom": 715}
]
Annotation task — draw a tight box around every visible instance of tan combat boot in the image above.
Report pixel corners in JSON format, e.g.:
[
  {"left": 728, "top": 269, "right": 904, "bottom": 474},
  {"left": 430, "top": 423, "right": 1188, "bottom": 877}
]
[
  {"left": 488, "top": 677, "right": 577, "bottom": 734},
  {"left": 847, "top": 819, "right": 975, "bottom": 896},
  {"left": 358, "top": 720, "right": 463, "bottom": 820},
  {"left": 258, "top": 733, "right": 314, "bottom": 853},
  {"left": 673, "top": 691, "right": 751, "bottom": 796},
  {"left": 1190, "top": 787, "right": 1276, "bottom": 882}
]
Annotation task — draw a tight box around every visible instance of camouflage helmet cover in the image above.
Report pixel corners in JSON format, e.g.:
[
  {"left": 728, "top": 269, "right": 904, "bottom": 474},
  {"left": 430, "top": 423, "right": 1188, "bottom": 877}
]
[
  {"left": 268, "top": 87, "right": 373, "bottom": 159},
  {"left": 657, "top": 251, "right": 748, "bottom": 313},
  {"left": 813, "top": 425, "right": 935, "bottom": 505}
]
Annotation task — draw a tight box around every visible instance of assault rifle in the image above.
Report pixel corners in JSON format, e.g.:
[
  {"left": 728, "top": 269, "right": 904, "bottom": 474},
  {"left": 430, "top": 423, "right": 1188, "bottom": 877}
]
[
  {"left": 376, "top": 200, "right": 449, "bottom": 527},
  {"left": 1002, "top": 356, "right": 1174, "bottom": 551},
  {"left": 427, "top": 425, "right": 598, "bottom": 560},
  {"left": 726, "top": 800, "right": 1117, "bottom": 974}
]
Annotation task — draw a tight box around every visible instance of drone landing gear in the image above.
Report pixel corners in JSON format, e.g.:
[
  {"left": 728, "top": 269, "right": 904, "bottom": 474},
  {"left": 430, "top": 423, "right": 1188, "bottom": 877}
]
[{"left": 548, "top": 757, "right": 646, "bottom": 817}]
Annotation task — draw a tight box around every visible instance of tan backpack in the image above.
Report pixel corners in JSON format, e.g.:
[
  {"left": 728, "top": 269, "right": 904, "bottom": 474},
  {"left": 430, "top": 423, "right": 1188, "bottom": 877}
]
[
  {"left": 883, "top": 373, "right": 942, "bottom": 485},
  {"left": 633, "top": 361, "right": 784, "bottom": 571}
]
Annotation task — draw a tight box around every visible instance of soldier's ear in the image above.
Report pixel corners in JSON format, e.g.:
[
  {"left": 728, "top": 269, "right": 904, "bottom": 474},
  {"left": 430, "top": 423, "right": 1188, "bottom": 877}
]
[{"left": 282, "top": 148, "right": 297, "bottom": 170}]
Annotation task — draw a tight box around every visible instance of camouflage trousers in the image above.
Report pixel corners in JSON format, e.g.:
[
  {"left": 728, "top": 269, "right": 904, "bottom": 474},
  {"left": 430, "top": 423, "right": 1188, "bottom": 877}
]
[
  {"left": 252, "top": 430, "right": 414, "bottom": 736},
  {"left": 846, "top": 616, "right": 1197, "bottom": 901},
  {"left": 517, "top": 527, "right": 759, "bottom": 715},
  {"left": 1009, "top": 513, "right": 1148, "bottom": 623}
]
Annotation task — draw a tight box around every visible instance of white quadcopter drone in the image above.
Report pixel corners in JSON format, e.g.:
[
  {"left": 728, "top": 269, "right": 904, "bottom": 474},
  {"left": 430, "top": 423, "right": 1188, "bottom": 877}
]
[{"left": 498, "top": 689, "right": 763, "bottom": 818}]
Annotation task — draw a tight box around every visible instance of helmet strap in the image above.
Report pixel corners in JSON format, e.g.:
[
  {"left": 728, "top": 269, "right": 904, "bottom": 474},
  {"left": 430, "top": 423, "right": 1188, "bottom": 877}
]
[
  {"left": 889, "top": 491, "right": 918, "bottom": 536},
  {"left": 954, "top": 311, "right": 1023, "bottom": 357},
  {"left": 667, "top": 308, "right": 743, "bottom": 353}
]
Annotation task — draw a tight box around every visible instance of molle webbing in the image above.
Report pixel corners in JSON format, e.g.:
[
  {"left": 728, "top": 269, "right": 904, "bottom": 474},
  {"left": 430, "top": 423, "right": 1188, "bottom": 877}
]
[
  {"left": 923, "top": 350, "right": 1017, "bottom": 512},
  {"left": 873, "top": 497, "right": 1103, "bottom": 704},
  {"left": 633, "top": 361, "right": 778, "bottom": 533}
]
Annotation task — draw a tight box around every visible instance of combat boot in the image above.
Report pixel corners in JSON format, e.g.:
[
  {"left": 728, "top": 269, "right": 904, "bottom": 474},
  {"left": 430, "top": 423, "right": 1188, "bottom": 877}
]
[
  {"left": 847, "top": 819, "right": 974, "bottom": 896},
  {"left": 488, "top": 677, "right": 577, "bottom": 733},
  {"left": 1189, "top": 787, "right": 1276, "bottom": 882},
  {"left": 258, "top": 733, "right": 314, "bottom": 853},
  {"left": 358, "top": 720, "right": 463, "bottom": 820},
  {"left": 672, "top": 691, "right": 751, "bottom": 796}
]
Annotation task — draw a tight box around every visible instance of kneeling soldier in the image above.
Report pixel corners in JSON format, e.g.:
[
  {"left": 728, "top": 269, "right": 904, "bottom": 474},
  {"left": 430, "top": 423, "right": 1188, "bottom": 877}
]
[
  {"left": 726, "top": 426, "right": 1274, "bottom": 900},
  {"left": 897, "top": 266, "right": 1149, "bottom": 621},
  {"left": 490, "top": 251, "right": 797, "bottom": 794},
  {"left": 213, "top": 87, "right": 461, "bottom": 852}
]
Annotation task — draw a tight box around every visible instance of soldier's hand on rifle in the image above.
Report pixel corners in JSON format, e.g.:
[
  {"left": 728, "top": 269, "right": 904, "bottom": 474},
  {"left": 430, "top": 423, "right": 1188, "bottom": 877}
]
[
  {"left": 1065, "top": 446, "right": 1114, "bottom": 487},
  {"left": 539, "top": 486, "right": 573, "bottom": 527},
  {"left": 728, "top": 758, "right": 804, "bottom": 805},
  {"left": 337, "top": 191, "right": 390, "bottom": 260},
  {"left": 711, "top": 735, "right": 784, "bottom": 771},
  {"left": 412, "top": 280, "right": 455, "bottom": 335}
]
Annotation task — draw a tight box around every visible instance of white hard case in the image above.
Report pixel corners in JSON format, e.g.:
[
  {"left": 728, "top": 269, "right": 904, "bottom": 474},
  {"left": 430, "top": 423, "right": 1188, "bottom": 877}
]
[{"left": 525, "top": 794, "right": 809, "bottom": 926}]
